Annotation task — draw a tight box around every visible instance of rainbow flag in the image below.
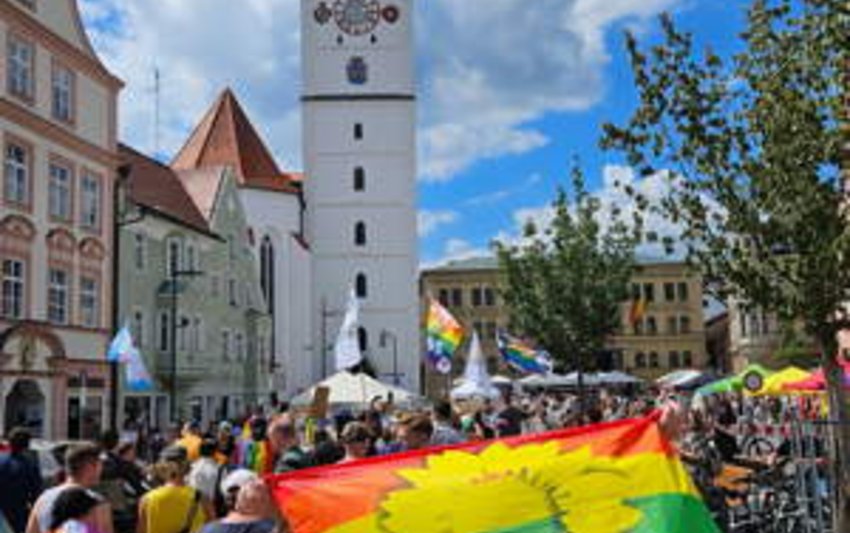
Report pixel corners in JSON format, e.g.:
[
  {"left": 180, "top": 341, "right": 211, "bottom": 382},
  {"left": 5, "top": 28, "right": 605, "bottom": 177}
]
[
  {"left": 269, "top": 415, "right": 720, "bottom": 533},
  {"left": 498, "top": 331, "right": 553, "bottom": 374},
  {"left": 425, "top": 298, "right": 463, "bottom": 374}
]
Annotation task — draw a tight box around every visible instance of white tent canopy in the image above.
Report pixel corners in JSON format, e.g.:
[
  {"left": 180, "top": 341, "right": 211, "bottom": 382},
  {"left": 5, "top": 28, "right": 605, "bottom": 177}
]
[
  {"left": 291, "top": 371, "right": 420, "bottom": 408},
  {"left": 451, "top": 333, "right": 501, "bottom": 400}
]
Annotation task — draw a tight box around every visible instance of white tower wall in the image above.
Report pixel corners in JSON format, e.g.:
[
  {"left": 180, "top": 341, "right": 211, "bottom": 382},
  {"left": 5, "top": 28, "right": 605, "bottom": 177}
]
[{"left": 302, "top": 0, "right": 419, "bottom": 390}]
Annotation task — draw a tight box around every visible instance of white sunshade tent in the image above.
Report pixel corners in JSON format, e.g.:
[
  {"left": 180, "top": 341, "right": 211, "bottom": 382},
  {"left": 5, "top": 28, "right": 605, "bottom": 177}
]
[
  {"left": 290, "top": 371, "right": 421, "bottom": 408},
  {"left": 451, "top": 332, "right": 501, "bottom": 400}
]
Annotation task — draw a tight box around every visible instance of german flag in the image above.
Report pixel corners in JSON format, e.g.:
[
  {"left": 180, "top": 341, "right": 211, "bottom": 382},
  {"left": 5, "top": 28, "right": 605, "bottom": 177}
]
[{"left": 268, "top": 415, "right": 719, "bottom": 533}]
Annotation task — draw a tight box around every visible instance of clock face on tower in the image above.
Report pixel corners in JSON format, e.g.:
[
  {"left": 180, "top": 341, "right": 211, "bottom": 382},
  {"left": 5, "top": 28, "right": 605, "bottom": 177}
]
[{"left": 333, "top": 0, "right": 381, "bottom": 36}]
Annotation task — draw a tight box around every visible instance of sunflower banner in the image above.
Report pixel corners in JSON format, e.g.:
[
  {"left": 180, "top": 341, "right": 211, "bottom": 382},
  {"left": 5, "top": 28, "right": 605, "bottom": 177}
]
[{"left": 268, "top": 415, "right": 720, "bottom": 533}]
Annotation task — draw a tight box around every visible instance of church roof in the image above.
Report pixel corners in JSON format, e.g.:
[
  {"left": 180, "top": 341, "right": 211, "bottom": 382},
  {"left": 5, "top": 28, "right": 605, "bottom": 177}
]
[
  {"left": 175, "top": 166, "right": 227, "bottom": 222},
  {"left": 171, "top": 88, "right": 301, "bottom": 194},
  {"left": 119, "top": 144, "right": 212, "bottom": 234}
]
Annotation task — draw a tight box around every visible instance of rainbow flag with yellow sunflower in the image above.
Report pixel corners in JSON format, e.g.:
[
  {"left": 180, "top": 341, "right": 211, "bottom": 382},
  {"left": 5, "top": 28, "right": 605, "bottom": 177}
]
[{"left": 268, "top": 415, "right": 720, "bottom": 533}]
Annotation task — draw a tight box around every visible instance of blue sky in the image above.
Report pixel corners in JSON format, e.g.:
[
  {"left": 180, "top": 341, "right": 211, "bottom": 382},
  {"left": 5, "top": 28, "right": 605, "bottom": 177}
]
[{"left": 80, "top": 0, "right": 751, "bottom": 267}]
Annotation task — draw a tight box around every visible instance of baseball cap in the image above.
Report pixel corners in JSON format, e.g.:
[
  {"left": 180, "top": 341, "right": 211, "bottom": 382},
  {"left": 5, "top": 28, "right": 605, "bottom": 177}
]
[{"left": 220, "top": 468, "right": 258, "bottom": 494}]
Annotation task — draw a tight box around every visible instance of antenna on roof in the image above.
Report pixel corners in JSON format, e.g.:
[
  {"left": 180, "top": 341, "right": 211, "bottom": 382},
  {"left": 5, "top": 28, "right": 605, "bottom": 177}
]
[{"left": 153, "top": 66, "right": 161, "bottom": 157}]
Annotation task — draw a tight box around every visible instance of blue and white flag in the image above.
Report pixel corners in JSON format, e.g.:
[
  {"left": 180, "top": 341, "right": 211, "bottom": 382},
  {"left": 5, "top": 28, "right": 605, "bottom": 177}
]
[
  {"left": 107, "top": 325, "right": 153, "bottom": 391},
  {"left": 107, "top": 325, "right": 135, "bottom": 363}
]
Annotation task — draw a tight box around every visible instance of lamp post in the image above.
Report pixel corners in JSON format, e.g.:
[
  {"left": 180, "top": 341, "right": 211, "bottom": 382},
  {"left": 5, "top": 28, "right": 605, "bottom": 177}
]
[
  {"left": 380, "top": 329, "right": 399, "bottom": 386},
  {"left": 168, "top": 269, "right": 204, "bottom": 422}
]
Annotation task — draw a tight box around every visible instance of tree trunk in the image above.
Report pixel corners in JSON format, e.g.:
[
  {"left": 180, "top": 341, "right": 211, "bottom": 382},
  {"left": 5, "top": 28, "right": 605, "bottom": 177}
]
[{"left": 818, "top": 334, "right": 849, "bottom": 533}]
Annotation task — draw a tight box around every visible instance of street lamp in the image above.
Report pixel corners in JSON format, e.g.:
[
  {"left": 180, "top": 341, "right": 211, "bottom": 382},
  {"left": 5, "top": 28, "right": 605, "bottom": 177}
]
[
  {"left": 379, "top": 329, "right": 399, "bottom": 386},
  {"left": 168, "top": 268, "right": 204, "bottom": 422}
]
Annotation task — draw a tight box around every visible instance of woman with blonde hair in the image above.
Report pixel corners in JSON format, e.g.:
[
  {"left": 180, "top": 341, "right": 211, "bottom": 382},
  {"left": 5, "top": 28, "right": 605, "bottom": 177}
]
[{"left": 137, "top": 447, "right": 213, "bottom": 533}]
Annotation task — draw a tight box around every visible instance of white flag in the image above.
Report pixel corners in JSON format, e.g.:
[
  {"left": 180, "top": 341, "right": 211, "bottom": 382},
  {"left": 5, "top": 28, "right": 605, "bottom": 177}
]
[{"left": 334, "top": 287, "right": 362, "bottom": 371}]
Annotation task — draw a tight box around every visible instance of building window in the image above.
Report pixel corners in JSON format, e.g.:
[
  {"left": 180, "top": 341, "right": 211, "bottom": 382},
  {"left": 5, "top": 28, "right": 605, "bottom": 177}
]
[
  {"left": 471, "top": 287, "right": 483, "bottom": 307},
  {"left": 1, "top": 259, "right": 24, "bottom": 318},
  {"left": 664, "top": 283, "right": 675, "bottom": 302},
  {"left": 229, "top": 278, "right": 238, "bottom": 306},
  {"left": 667, "top": 316, "right": 678, "bottom": 335},
  {"left": 358, "top": 327, "right": 368, "bottom": 353},
  {"left": 235, "top": 333, "right": 244, "bottom": 361},
  {"left": 484, "top": 287, "right": 495, "bottom": 306},
  {"left": 646, "top": 316, "right": 657, "bottom": 335},
  {"left": 49, "top": 162, "right": 72, "bottom": 221},
  {"left": 633, "top": 319, "right": 643, "bottom": 336},
  {"left": 437, "top": 289, "right": 449, "bottom": 307},
  {"left": 485, "top": 322, "right": 497, "bottom": 341},
  {"left": 4, "top": 141, "right": 29, "bottom": 206},
  {"left": 158, "top": 312, "right": 170, "bottom": 352},
  {"left": 132, "top": 311, "right": 144, "bottom": 348},
  {"left": 354, "top": 123, "right": 363, "bottom": 140},
  {"left": 166, "top": 238, "right": 181, "bottom": 278},
  {"left": 52, "top": 63, "right": 74, "bottom": 123},
  {"left": 178, "top": 314, "right": 188, "bottom": 351},
  {"left": 7, "top": 35, "right": 34, "bottom": 100},
  {"left": 669, "top": 351, "right": 680, "bottom": 369},
  {"left": 631, "top": 283, "right": 641, "bottom": 300},
  {"left": 642, "top": 283, "right": 655, "bottom": 302},
  {"left": 649, "top": 352, "right": 659, "bottom": 368},
  {"left": 761, "top": 312, "right": 770, "bottom": 335},
  {"left": 682, "top": 351, "right": 693, "bottom": 367},
  {"left": 185, "top": 244, "right": 195, "bottom": 272},
  {"left": 451, "top": 288, "right": 463, "bottom": 307},
  {"left": 677, "top": 282, "right": 689, "bottom": 302},
  {"left": 354, "top": 221, "right": 367, "bottom": 246},
  {"left": 221, "top": 330, "right": 231, "bottom": 360},
  {"left": 133, "top": 233, "right": 145, "bottom": 270},
  {"left": 355, "top": 273, "right": 368, "bottom": 299},
  {"left": 635, "top": 352, "right": 647, "bottom": 368},
  {"left": 80, "top": 174, "right": 100, "bottom": 230},
  {"left": 354, "top": 167, "right": 365, "bottom": 191},
  {"left": 679, "top": 316, "right": 691, "bottom": 334},
  {"left": 79, "top": 277, "right": 98, "bottom": 327},
  {"left": 473, "top": 321, "right": 483, "bottom": 336},
  {"left": 211, "top": 276, "right": 220, "bottom": 298},
  {"left": 260, "top": 237, "right": 275, "bottom": 314},
  {"left": 47, "top": 269, "right": 69, "bottom": 324},
  {"left": 192, "top": 317, "right": 203, "bottom": 351}
]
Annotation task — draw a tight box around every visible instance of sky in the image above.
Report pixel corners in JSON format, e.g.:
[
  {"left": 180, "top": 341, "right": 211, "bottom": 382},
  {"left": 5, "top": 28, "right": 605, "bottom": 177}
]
[{"left": 79, "top": 0, "right": 751, "bottom": 268}]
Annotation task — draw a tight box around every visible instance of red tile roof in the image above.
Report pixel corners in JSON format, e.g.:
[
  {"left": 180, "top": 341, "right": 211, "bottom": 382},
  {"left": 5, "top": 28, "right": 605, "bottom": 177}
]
[
  {"left": 120, "top": 144, "right": 211, "bottom": 234},
  {"left": 172, "top": 88, "right": 301, "bottom": 194}
]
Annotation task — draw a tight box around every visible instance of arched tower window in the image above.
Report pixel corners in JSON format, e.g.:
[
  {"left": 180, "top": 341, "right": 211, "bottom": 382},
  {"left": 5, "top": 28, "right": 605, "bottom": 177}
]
[
  {"left": 260, "top": 236, "right": 275, "bottom": 314},
  {"left": 354, "top": 222, "right": 366, "bottom": 246},
  {"left": 358, "top": 327, "right": 368, "bottom": 353},
  {"left": 355, "top": 273, "right": 367, "bottom": 299},
  {"left": 353, "top": 167, "right": 365, "bottom": 192}
]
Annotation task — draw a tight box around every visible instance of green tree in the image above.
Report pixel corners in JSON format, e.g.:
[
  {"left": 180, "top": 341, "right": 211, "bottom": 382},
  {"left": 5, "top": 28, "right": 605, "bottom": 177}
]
[
  {"left": 494, "top": 165, "right": 637, "bottom": 385},
  {"left": 772, "top": 321, "right": 820, "bottom": 369},
  {"left": 601, "top": 1, "right": 849, "bottom": 527}
]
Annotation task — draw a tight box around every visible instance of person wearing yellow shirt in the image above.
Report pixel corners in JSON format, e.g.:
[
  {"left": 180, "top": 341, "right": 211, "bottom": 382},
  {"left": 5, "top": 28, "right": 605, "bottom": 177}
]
[
  {"left": 175, "top": 422, "right": 203, "bottom": 463},
  {"left": 137, "top": 446, "right": 213, "bottom": 533}
]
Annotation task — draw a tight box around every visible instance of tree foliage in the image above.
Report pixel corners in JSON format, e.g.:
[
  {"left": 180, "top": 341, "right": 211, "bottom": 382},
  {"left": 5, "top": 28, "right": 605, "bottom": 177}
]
[
  {"left": 600, "top": 0, "right": 849, "bottom": 527},
  {"left": 494, "top": 165, "right": 637, "bottom": 372}
]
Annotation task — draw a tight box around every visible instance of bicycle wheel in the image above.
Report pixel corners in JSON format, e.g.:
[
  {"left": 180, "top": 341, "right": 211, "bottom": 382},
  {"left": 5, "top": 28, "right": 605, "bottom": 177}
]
[{"left": 744, "top": 436, "right": 775, "bottom": 457}]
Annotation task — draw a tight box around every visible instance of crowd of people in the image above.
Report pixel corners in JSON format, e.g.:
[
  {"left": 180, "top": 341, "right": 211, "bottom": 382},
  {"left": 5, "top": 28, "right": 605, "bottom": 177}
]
[{"left": 0, "top": 387, "right": 831, "bottom": 533}]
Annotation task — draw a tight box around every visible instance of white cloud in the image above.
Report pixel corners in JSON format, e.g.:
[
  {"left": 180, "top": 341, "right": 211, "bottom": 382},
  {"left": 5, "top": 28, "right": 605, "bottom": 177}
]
[
  {"left": 79, "top": 0, "right": 681, "bottom": 181},
  {"left": 80, "top": 0, "right": 302, "bottom": 167},
  {"left": 502, "top": 164, "right": 687, "bottom": 258},
  {"left": 417, "top": 209, "right": 458, "bottom": 237},
  {"left": 419, "top": 0, "right": 681, "bottom": 181},
  {"left": 464, "top": 173, "right": 544, "bottom": 207}
]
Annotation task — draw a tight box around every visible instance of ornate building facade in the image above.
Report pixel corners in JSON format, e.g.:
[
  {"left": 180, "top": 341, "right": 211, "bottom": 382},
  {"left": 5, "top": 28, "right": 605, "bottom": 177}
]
[{"left": 0, "top": 0, "right": 122, "bottom": 439}]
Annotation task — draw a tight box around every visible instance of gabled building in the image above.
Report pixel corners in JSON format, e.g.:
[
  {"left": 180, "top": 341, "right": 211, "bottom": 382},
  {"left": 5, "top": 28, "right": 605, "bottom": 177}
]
[
  {"left": 118, "top": 145, "right": 270, "bottom": 428},
  {"left": 0, "top": 0, "right": 122, "bottom": 439},
  {"left": 170, "top": 89, "right": 312, "bottom": 398}
]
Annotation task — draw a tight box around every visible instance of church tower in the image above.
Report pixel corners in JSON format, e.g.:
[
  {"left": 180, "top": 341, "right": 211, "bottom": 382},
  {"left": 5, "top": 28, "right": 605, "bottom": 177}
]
[{"left": 301, "top": 0, "right": 419, "bottom": 388}]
